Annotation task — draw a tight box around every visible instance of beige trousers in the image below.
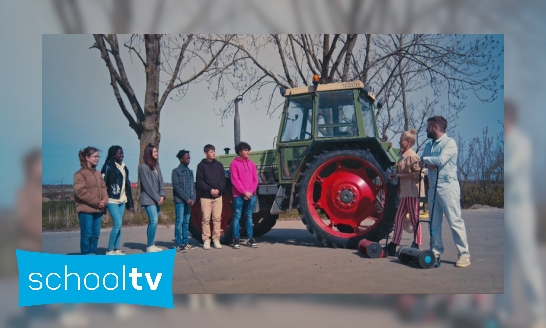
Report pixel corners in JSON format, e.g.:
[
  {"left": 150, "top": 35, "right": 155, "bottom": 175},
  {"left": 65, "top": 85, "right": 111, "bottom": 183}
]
[{"left": 200, "top": 196, "right": 222, "bottom": 242}]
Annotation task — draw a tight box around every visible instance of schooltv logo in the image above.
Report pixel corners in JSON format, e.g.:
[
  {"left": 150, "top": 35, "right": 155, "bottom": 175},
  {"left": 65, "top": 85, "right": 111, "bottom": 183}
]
[{"left": 16, "top": 249, "right": 175, "bottom": 308}]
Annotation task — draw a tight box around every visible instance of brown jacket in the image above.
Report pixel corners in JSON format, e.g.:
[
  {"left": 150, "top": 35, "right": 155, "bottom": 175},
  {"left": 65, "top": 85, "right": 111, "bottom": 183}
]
[
  {"left": 396, "top": 148, "right": 425, "bottom": 198},
  {"left": 74, "top": 167, "right": 108, "bottom": 213}
]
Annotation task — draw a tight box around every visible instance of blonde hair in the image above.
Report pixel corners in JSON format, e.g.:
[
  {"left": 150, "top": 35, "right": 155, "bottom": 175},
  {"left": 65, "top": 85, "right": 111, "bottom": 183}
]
[{"left": 401, "top": 129, "right": 417, "bottom": 146}]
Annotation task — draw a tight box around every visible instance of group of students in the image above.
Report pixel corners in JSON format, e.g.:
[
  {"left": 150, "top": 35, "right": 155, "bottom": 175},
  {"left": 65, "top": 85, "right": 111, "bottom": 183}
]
[
  {"left": 73, "top": 115, "right": 471, "bottom": 268},
  {"left": 73, "top": 141, "right": 259, "bottom": 255}
]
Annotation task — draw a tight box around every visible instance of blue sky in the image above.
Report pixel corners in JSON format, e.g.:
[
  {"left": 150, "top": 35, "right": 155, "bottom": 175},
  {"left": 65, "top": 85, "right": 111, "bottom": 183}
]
[{"left": 42, "top": 34, "right": 504, "bottom": 184}]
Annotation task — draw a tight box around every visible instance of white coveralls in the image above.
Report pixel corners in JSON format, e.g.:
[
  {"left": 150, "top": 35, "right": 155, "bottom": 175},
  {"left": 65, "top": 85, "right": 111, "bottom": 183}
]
[
  {"left": 498, "top": 127, "right": 545, "bottom": 323},
  {"left": 421, "top": 134, "right": 470, "bottom": 259}
]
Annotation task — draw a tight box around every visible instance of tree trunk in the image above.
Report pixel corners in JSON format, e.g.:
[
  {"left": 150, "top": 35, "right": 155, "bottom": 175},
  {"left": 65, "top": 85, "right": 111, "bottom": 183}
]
[{"left": 134, "top": 34, "right": 162, "bottom": 212}]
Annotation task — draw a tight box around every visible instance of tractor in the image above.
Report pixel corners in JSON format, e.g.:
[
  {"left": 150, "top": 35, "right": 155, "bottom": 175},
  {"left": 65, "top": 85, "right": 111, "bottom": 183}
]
[{"left": 189, "top": 77, "right": 399, "bottom": 249}]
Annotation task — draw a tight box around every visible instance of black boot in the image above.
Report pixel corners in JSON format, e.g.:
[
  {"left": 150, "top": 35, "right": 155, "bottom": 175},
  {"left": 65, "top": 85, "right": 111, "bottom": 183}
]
[{"left": 384, "top": 242, "right": 398, "bottom": 257}]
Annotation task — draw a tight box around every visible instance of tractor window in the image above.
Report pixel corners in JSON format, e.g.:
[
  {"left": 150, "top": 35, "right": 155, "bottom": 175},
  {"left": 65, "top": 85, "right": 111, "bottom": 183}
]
[
  {"left": 359, "top": 96, "right": 377, "bottom": 138},
  {"left": 317, "top": 91, "right": 358, "bottom": 138},
  {"left": 280, "top": 95, "right": 313, "bottom": 142}
]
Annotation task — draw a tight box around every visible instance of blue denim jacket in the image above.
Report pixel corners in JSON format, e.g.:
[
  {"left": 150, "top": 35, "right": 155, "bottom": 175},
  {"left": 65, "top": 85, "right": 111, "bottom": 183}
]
[{"left": 172, "top": 163, "right": 196, "bottom": 203}]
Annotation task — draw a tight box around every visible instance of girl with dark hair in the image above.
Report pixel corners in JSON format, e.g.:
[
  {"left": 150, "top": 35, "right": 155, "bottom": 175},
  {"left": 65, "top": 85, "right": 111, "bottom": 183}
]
[
  {"left": 138, "top": 144, "right": 166, "bottom": 253},
  {"left": 101, "top": 145, "right": 134, "bottom": 255},
  {"left": 74, "top": 146, "right": 108, "bottom": 255}
]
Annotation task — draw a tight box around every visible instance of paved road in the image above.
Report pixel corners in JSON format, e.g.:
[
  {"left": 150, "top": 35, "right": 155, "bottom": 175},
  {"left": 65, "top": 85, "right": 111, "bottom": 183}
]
[{"left": 42, "top": 208, "right": 503, "bottom": 294}]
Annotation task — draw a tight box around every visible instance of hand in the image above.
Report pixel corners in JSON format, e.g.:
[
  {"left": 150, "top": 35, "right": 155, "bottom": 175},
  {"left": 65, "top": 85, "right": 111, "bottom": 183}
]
[
  {"left": 98, "top": 201, "right": 106, "bottom": 209},
  {"left": 188, "top": 199, "right": 194, "bottom": 206},
  {"left": 158, "top": 196, "right": 165, "bottom": 205},
  {"left": 211, "top": 189, "right": 219, "bottom": 197},
  {"left": 244, "top": 191, "right": 253, "bottom": 199}
]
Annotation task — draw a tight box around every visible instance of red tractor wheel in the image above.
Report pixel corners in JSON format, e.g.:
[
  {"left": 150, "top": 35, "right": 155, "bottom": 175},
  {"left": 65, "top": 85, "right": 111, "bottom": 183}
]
[{"left": 297, "top": 149, "right": 397, "bottom": 249}]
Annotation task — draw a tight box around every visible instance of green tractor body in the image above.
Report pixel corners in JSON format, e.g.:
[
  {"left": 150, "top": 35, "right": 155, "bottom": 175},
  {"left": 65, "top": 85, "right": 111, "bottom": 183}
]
[{"left": 190, "top": 81, "right": 400, "bottom": 248}]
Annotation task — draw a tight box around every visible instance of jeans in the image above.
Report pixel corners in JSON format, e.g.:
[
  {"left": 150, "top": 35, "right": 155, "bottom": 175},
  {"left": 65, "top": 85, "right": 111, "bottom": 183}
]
[
  {"left": 232, "top": 195, "right": 256, "bottom": 239},
  {"left": 107, "top": 203, "right": 125, "bottom": 251},
  {"left": 174, "top": 201, "right": 191, "bottom": 246},
  {"left": 145, "top": 205, "right": 160, "bottom": 247},
  {"left": 78, "top": 212, "right": 103, "bottom": 255}
]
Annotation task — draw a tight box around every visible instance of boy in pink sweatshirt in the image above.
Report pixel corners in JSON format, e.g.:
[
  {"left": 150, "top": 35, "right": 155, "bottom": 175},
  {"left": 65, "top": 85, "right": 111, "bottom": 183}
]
[{"left": 230, "top": 141, "right": 259, "bottom": 248}]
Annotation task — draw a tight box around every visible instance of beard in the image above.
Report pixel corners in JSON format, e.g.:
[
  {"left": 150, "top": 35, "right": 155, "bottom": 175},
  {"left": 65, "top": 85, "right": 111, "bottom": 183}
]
[{"left": 427, "top": 131, "right": 435, "bottom": 139}]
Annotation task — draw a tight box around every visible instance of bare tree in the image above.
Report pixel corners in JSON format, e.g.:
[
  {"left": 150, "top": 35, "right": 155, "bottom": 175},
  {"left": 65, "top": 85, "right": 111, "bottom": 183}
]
[
  {"left": 91, "top": 34, "right": 232, "bottom": 207},
  {"left": 214, "top": 34, "right": 502, "bottom": 147}
]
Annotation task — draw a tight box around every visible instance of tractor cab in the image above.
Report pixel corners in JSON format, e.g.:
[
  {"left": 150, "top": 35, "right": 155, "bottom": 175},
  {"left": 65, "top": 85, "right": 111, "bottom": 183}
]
[{"left": 277, "top": 79, "right": 391, "bottom": 183}]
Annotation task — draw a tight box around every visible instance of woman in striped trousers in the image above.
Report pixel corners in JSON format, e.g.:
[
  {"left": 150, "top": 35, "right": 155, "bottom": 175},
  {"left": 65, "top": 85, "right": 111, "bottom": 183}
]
[{"left": 385, "top": 129, "right": 424, "bottom": 256}]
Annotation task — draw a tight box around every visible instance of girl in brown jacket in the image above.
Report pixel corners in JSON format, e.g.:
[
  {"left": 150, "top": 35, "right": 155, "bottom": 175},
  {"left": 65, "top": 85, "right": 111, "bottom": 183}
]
[
  {"left": 73, "top": 146, "right": 108, "bottom": 255},
  {"left": 385, "top": 129, "right": 424, "bottom": 256}
]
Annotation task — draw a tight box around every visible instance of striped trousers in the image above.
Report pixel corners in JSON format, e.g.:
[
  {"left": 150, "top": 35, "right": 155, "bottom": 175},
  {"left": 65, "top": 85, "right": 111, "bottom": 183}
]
[{"left": 392, "top": 197, "right": 422, "bottom": 245}]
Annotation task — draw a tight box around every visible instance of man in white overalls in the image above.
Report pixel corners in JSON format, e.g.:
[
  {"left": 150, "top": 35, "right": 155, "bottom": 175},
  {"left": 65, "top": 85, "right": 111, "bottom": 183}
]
[{"left": 419, "top": 116, "right": 471, "bottom": 268}]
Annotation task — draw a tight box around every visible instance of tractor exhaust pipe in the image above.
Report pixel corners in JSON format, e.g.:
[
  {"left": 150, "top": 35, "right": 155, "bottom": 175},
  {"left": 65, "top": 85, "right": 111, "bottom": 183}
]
[{"left": 234, "top": 96, "right": 242, "bottom": 147}]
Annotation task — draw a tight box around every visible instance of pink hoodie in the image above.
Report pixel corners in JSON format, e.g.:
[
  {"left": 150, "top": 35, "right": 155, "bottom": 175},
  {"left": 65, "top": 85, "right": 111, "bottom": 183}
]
[{"left": 230, "top": 157, "right": 258, "bottom": 198}]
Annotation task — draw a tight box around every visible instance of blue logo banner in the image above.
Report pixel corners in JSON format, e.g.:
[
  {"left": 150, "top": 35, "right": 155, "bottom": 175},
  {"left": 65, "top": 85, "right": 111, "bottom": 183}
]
[{"left": 16, "top": 249, "right": 176, "bottom": 308}]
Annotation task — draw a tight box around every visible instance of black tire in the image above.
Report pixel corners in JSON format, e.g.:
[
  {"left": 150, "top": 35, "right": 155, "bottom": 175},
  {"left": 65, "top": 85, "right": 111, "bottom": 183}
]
[
  {"left": 240, "top": 211, "right": 279, "bottom": 237},
  {"left": 297, "top": 149, "right": 397, "bottom": 249},
  {"left": 189, "top": 180, "right": 235, "bottom": 245}
]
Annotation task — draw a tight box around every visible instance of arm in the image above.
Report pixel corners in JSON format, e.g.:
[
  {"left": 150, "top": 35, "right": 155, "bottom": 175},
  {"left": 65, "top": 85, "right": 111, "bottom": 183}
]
[
  {"left": 196, "top": 163, "right": 212, "bottom": 192},
  {"left": 125, "top": 167, "right": 134, "bottom": 210},
  {"left": 74, "top": 171, "right": 101, "bottom": 208},
  {"left": 191, "top": 171, "right": 196, "bottom": 202},
  {"left": 218, "top": 162, "right": 226, "bottom": 194},
  {"left": 422, "top": 139, "right": 457, "bottom": 168},
  {"left": 100, "top": 173, "right": 109, "bottom": 204},
  {"left": 230, "top": 162, "right": 247, "bottom": 195},
  {"left": 172, "top": 168, "right": 184, "bottom": 200},
  {"left": 251, "top": 162, "right": 259, "bottom": 193},
  {"left": 158, "top": 165, "right": 166, "bottom": 198},
  {"left": 139, "top": 165, "right": 161, "bottom": 203},
  {"left": 410, "top": 155, "right": 422, "bottom": 180},
  {"left": 101, "top": 164, "right": 110, "bottom": 187}
]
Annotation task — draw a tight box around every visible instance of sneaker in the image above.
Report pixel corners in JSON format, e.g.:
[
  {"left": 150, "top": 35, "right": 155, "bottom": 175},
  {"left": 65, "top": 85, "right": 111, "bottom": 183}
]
[
  {"left": 114, "top": 249, "right": 126, "bottom": 255},
  {"left": 146, "top": 245, "right": 162, "bottom": 253},
  {"left": 203, "top": 240, "right": 211, "bottom": 250},
  {"left": 175, "top": 245, "right": 186, "bottom": 253},
  {"left": 246, "top": 238, "right": 258, "bottom": 248},
  {"left": 233, "top": 238, "right": 240, "bottom": 249},
  {"left": 183, "top": 244, "right": 197, "bottom": 250},
  {"left": 213, "top": 240, "right": 222, "bottom": 249},
  {"left": 455, "top": 257, "right": 471, "bottom": 268},
  {"left": 106, "top": 250, "right": 120, "bottom": 255}
]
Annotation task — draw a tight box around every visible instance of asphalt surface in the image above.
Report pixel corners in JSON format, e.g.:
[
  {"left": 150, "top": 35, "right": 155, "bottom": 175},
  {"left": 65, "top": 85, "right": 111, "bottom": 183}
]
[{"left": 42, "top": 208, "right": 503, "bottom": 294}]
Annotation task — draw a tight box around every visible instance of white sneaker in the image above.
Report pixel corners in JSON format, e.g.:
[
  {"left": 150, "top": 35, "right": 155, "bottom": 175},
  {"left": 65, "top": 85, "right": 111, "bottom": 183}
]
[
  {"left": 455, "top": 257, "right": 471, "bottom": 268},
  {"left": 114, "top": 250, "right": 126, "bottom": 255},
  {"left": 106, "top": 250, "right": 118, "bottom": 255},
  {"left": 146, "top": 245, "right": 162, "bottom": 253},
  {"left": 213, "top": 240, "right": 222, "bottom": 249},
  {"left": 203, "top": 240, "right": 211, "bottom": 250}
]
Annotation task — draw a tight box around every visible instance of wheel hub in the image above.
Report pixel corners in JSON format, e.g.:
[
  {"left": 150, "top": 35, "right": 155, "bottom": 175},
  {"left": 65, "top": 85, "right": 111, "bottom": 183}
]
[{"left": 339, "top": 188, "right": 354, "bottom": 203}]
